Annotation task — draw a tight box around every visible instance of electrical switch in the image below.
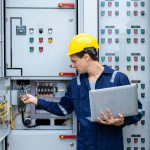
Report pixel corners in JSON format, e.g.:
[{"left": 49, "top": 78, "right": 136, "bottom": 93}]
[
  {"left": 39, "top": 28, "right": 43, "bottom": 34},
  {"left": 108, "top": 38, "right": 112, "bottom": 43},
  {"left": 29, "top": 28, "right": 34, "bottom": 34},
  {"left": 108, "top": 57, "right": 112, "bottom": 62},
  {"left": 141, "top": 56, "right": 145, "bottom": 62},
  {"left": 134, "top": 138, "right": 138, "bottom": 143},
  {"left": 127, "top": 29, "right": 131, "bottom": 34},
  {"left": 134, "top": 66, "right": 138, "bottom": 71},
  {"left": 48, "top": 28, "right": 53, "bottom": 34},
  {"left": 127, "top": 2, "right": 131, "bottom": 7},
  {"left": 141, "top": 2, "right": 145, "bottom": 7},
  {"left": 29, "top": 37, "right": 34, "bottom": 43},
  {"left": 134, "top": 29, "right": 138, "bottom": 34},
  {"left": 127, "top": 138, "right": 131, "bottom": 143},
  {"left": 141, "top": 29, "right": 145, "bottom": 34},
  {"left": 141, "top": 11, "right": 145, "bottom": 16},
  {"left": 115, "top": 29, "right": 119, "bottom": 34},
  {"left": 108, "top": 11, "right": 112, "bottom": 16},
  {"left": 141, "top": 138, "right": 145, "bottom": 143},
  {"left": 134, "top": 57, "right": 138, "bottom": 62},
  {"left": 134, "top": 2, "right": 138, "bottom": 7},
  {"left": 101, "top": 38, "right": 105, "bottom": 44},
  {"left": 29, "top": 47, "right": 34, "bottom": 53},
  {"left": 127, "top": 56, "right": 131, "bottom": 62},
  {"left": 115, "top": 11, "right": 119, "bottom": 16},
  {"left": 115, "top": 2, "right": 119, "bottom": 7},
  {"left": 108, "top": 29, "right": 112, "bottom": 34},
  {"left": 127, "top": 66, "right": 131, "bottom": 71},
  {"left": 39, "top": 47, "right": 43, "bottom": 52},
  {"left": 101, "top": 56, "right": 105, "bottom": 62},
  {"left": 134, "top": 38, "right": 138, "bottom": 43},
  {"left": 108, "top": 2, "right": 112, "bottom": 7},
  {"left": 115, "top": 56, "right": 119, "bottom": 62},
  {"left": 141, "top": 120, "right": 145, "bottom": 125},
  {"left": 39, "top": 38, "right": 43, "bottom": 43},
  {"left": 127, "top": 38, "right": 131, "bottom": 43},
  {"left": 115, "top": 38, "right": 119, "bottom": 43},
  {"left": 101, "top": 11, "right": 105, "bottom": 16},
  {"left": 48, "top": 38, "right": 53, "bottom": 43},
  {"left": 141, "top": 84, "right": 145, "bottom": 89},
  {"left": 134, "top": 11, "right": 138, "bottom": 16},
  {"left": 141, "top": 66, "right": 145, "bottom": 71},
  {"left": 101, "top": 2, "right": 105, "bottom": 7},
  {"left": 127, "top": 11, "right": 131, "bottom": 16},
  {"left": 101, "top": 29, "right": 105, "bottom": 34},
  {"left": 141, "top": 38, "right": 145, "bottom": 43}
]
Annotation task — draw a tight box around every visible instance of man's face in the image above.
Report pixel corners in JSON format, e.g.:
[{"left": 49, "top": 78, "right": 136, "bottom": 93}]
[{"left": 70, "top": 54, "right": 88, "bottom": 74}]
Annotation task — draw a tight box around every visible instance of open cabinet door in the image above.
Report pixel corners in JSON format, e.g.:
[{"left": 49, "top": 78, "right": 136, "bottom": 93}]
[{"left": 0, "top": 78, "right": 11, "bottom": 142}]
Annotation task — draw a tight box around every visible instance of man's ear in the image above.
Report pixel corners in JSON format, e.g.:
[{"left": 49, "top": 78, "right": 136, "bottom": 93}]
[{"left": 84, "top": 53, "right": 90, "bottom": 62}]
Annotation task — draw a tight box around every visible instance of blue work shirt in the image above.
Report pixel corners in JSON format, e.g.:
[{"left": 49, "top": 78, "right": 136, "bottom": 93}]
[{"left": 37, "top": 65, "right": 142, "bottom": 150}]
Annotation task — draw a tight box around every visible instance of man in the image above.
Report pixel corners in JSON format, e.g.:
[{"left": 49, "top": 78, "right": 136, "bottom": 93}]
[{"left": 21, "top": 33, "right": 142, "bottom": 150}]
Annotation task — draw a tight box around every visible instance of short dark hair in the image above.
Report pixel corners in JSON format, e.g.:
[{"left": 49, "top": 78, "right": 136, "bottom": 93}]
[{"left": 75, "top": 47, "right": 98, "bottom": 61}]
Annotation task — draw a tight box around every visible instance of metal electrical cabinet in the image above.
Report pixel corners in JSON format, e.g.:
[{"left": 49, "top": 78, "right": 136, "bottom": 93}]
[{"left": 1, "top": 0, "right": 77, "bottom": 150}]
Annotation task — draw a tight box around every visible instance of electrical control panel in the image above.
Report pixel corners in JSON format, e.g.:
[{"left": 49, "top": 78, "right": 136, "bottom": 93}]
[
  {"left": 5, "top": 0, "right": 76, "bottom": 77},
  {"left": 98, "top": 0, "right": 150, "bottom": 150}
]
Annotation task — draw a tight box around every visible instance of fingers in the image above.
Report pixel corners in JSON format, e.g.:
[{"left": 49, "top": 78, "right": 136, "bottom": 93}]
[{"left": 97, "top": 110, "right": 124, "bottom": 126}]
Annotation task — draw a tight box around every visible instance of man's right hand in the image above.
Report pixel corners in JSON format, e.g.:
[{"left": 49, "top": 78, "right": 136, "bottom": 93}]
[{"left": 20, "top": 94, "right": 38, "bottom": 105}]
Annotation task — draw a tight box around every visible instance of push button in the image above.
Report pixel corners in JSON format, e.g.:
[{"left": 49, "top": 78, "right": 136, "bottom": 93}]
[
  {"left": 127, "top": 138, "right": 131, "bottom": 143},
  {"left": 127, "top": 56, "right": 131, "bottom": 62},
  {"left": 134, "top": 66, "right": 138, "bottom": 71},
  {"left": 127, "top": 66, "right": 131, "bottom": 71},
  {"left": 101, "top": 56, "right": 105, "bottom": 62},
  {"left": 101, "top": 29, "right": 105, "bottom": 34},
  {"left": 141, "top": 11, "right": 145, "bottom": 16},
  {"left": 127, "top": 38, "right": 131, "bottom": 43},
  {"left": 108, "top": 11, "right": 112, "bottom": 16},
  {"left": 141, "top": 66, "right": 145, "bottom": 71},
  {"left": 141, "top": 56, "right": 145, "bottom": 62},
  {"left": 141, "top": 29, "right": 145, "bottom": 34},
  {"left": 141, "top": 38, "right": 145, "bottom": 43},
  {"left": 108, "top": 38, "right": 112, "bottom": 43},
  {"left": 115, "top": 38, "right": 119, "bottom": 43},
  {"left": 134, "top": 11, "right": 138, "bottom": 16},
  {"left": 134, "top": 138, "right": 138, "bottom": 143},
  {"left": 108, "top": 57, "right": 112, "bottom": 62},
  {"left": 115, "top": 29, "right": 119, "bottom": 34},
  {"left": 108, "top": 29, "right": 112, "bottom": 34},
  {"left": 141, "top": 2, "right": 145, "bottom": 7},
  {"left": 115, "top": 2, "right": 119, "bottom": 7},
  {"left": 127, "top": 11, "right": 131, "bottom": 16},
  {"left": 115, "top": 56, "right": 119, "bottom": 62},
  {"left": 101, "top": 2, "right": 105, "bottom": 7},
  {"left": 141, "top": 138, "right": 145, "bottom": 143},
  {"left": 101, "top": 38, "right": 105, "bottom": 44},
  {"left": 134, "top": 57, "right": 138, "bottom": 62},
  {"left": 134, "top": 29, "right": 138, "bottom": 34},
  {"left": 141, "top": 84, "right": 145, "bottom": 89},
  {"left": 127, "top": 29, "right": 131, "bottom": 34},
  {"left": 127, "top": 1, "right": 131, "bottom": 7},
  {"left": 101, "top": 11, "right": 105, "bottom": 16}
]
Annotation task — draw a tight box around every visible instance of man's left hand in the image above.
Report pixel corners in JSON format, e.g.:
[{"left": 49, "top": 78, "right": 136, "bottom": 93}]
[{"left": 97, "top": 109, "right": 124, "bottom": 126}]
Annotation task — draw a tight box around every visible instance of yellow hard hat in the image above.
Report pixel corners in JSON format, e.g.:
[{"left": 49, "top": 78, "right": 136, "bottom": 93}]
[{"left": 67, "top": 33, "right": 100, "bottom": 56}]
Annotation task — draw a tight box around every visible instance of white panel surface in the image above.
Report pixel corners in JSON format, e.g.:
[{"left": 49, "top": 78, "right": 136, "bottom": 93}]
[
  {"left": 6, "top": 8, "right": 76, "bottom": 76},
  {"left": 7, "top": 130, "right": 76, "bottom": 150}
]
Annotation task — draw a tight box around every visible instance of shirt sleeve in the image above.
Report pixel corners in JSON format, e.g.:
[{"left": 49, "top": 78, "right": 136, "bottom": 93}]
[
  {"left": 36, "top": 82, "right": 74, "bottom": 116},
  {"left": 117, "top": 72, "right": 142, "bottom": 126}
]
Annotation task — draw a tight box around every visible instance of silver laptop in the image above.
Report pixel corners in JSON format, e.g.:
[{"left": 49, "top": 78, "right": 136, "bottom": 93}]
[{"left": 87, "top": 84, "right": 138, "bottom": 122}]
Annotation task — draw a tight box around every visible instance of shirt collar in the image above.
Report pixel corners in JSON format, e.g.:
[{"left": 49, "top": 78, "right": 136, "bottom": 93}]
[{"left": 102, "top": 65, "right": 114, "bottom": 74}]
